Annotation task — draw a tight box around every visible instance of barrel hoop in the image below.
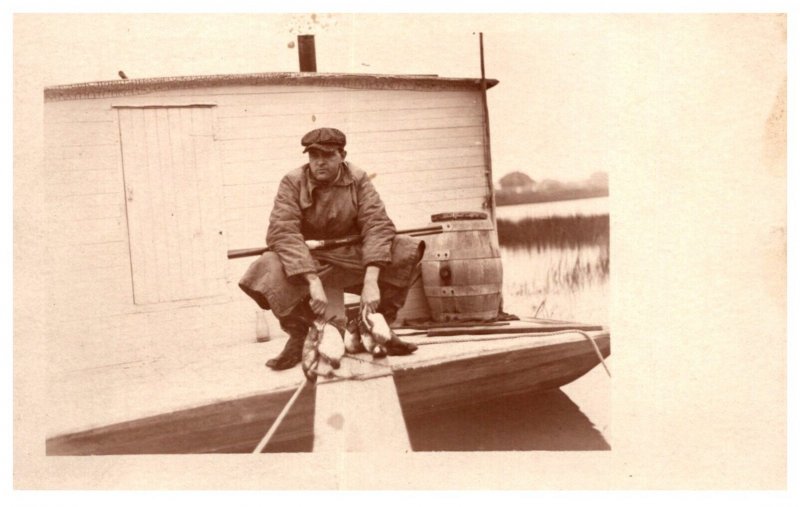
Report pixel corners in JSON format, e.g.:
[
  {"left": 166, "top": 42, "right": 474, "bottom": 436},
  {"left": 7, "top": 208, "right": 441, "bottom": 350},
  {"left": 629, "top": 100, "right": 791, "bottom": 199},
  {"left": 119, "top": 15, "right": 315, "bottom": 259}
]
[
  {"left": 433, "top": 310, "right": 499, "bottom": 321},
  {"left": 431, "top": 211, "right": 488, "bottom": 222},
  {"left": 439, "top": 221, "right": 496, "bottom": 232},
  {"left": 424, "top": 284, "right": 503, "bottom": 297},
  {"left": 421, "top": 253, "right": 502, "bottom": 264}
]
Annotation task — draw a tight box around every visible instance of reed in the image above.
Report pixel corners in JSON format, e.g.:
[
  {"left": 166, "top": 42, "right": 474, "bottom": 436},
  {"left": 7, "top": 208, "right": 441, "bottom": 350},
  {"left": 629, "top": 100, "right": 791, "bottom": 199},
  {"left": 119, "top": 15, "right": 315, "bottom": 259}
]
[
  {"left": 498, "top": 215, "right": 610, "bottom": 324},
  {"left": 497, "top": 215, "right": 609, "bottom": 250}
]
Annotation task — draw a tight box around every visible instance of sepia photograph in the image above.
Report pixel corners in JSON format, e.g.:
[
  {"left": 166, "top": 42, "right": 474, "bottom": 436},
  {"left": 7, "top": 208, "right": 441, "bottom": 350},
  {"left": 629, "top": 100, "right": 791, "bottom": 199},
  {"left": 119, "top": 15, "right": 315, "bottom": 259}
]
[{"left": 12, "top": 8, "right": 788, "bottom": 491}]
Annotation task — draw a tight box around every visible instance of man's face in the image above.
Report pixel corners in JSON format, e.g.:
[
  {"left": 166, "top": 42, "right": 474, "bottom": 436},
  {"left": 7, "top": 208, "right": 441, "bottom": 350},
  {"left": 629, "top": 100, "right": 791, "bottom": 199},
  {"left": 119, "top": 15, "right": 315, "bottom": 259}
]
[{"left": 307, "top": 148, "right": 344, "bottom": 182}]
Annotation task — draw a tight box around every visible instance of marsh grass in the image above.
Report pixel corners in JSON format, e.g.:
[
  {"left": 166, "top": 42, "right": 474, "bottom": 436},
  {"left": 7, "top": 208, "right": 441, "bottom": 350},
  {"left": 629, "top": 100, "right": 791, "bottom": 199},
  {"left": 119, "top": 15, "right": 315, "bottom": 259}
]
[
  {"left": 498, "top": 215, "right": 610, "bottom": 325},
  {"left": 497, "top": 215, "right": 609, "bottom": 250}
]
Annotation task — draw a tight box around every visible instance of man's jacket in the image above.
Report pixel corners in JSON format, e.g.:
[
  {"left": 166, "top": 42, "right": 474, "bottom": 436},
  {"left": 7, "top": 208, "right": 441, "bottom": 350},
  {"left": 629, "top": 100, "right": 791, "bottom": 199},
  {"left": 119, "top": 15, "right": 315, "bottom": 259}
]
[
  {"left": 268, "top": 162, "right": 396, "bottom": 279},
  {"left": 238, "top": 161, "right": 424, "bottom": 317}
]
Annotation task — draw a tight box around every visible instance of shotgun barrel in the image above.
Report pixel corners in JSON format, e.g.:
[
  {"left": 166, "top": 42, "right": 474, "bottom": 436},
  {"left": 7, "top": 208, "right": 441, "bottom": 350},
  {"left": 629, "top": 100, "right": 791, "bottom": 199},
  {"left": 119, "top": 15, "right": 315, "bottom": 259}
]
[{"left": 226, "top": 225, "right": 444, "bottom": 259}]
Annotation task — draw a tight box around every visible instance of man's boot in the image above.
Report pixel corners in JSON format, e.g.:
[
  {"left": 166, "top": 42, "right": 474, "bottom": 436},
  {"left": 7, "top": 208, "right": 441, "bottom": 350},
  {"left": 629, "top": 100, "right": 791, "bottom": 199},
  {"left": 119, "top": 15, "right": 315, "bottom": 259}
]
[
  {"left": 266, "top": 303, "right": 314, "bottom": 370},
  {"left": 265, "top": 328, "right": 306, "bottom": 370}
]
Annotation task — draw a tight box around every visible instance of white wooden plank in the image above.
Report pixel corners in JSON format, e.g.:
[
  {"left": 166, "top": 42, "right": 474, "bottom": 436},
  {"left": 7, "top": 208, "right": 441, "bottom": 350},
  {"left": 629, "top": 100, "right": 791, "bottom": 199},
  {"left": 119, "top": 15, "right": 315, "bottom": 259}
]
[
  {"left": 193, "top": 107, "right": 227, "bottom": 298},
  {"left": 314, "top": 373, "right": 411, "bottom": 452},
  {"left": 166, "top": 108, "right": 191, "bottom": 299},
  {"left": 47, "top": 264, "right": 131, "bottom": 288},
  {"left": 348, "top": 125, "right": 483, "bottom": 144},
  {"left": 354, "top": 136, "right": 483, "bottom": 156},
  {"left": 141, "top": 108, "right": 165, "bottom": 303},
  {"left": 45, "top": 241, "right": 129, "bottom": 273},
  {"left": 49, "top": 217, "right": 127, "bottom": 245},
  {"left": 45, "top": 102, "right": 116, "bottom": 124},
  {"left": 47, "top": 192, "right": 119, "bottom": 209},
  {"left": 118, "top": 108, "right": 150, "bottom": 303},
  {"left": 219, "top": 162, "right": 283, "bottom": 186},
  {"left": 372, "top": 165, "right": 484, "bottom": 184},
  {"left": 40, "top": 179, "right": 113, "bottom": 199},
  {"left": 47, "top": 202, "right": 122, "bottom": 222},
  {"left": 52, "top": 144, "right": 120, "bottom": 161},
  {"left": 218, "top": 115, "right": 484, "bottom": 153},
  {"left": 154, "top": 108, "right": 181, "bottom": 301},
  {"left": 44, "top": 169, "right": 122, "bottom": 188},
  {"left": 359, "top": 145, "right": 485, "bottom": 164},
  {"left": 46, "top": 157, "right": 120, "bottom": 173},
  {"left": 46, "top": 283, "right": 132, "bottom": 321},
  {"left": 191, "top": 110, "right": 215, "bottom": 297},
  {"left": 221, "top": 183, "right": 276, "bottom": 210},
  {"left": 383, "top": 186, "right": 487, "bottom": 205},
  {"left": 175, "top": 107, "right": 200, "bottom": 299},
  {"left": 43, "top": 121, "right": 119, "bottom": 147},
  {"left": 216, "top": 106, "right": 482, "bottom": 140},
  {"left": 216, "top": 89, "right": 479, "bottom": 117},
  {"left": 373, "top": 173, "right": 487, "bottom": 197},
  {"left": 369, "top": 155, "right": 486, "bottom": 175}
]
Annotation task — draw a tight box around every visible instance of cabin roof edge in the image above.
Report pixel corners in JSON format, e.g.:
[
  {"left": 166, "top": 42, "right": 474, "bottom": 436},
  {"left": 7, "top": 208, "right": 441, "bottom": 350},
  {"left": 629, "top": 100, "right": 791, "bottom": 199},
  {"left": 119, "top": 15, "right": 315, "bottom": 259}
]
[{"left": 44, "top": 72, "right": 500, "bottom": 102}]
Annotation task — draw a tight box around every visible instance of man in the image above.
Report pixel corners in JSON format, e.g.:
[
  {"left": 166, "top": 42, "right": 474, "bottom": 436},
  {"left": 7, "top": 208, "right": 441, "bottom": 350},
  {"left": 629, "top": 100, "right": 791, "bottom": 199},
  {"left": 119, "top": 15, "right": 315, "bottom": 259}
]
[{"left": 239, "top": 127, "right": 423, "bottom": 371}]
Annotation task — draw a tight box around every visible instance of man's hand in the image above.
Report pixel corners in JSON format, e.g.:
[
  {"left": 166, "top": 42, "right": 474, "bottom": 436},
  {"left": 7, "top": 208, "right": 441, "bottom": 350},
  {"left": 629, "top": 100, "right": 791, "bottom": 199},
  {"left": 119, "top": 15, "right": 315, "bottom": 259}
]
[
  {"left": 304, "top": 273, "right": 328, "bottom": 316},
  {"left": 360, "top": 266, "right": 381, "bottom": 313}
]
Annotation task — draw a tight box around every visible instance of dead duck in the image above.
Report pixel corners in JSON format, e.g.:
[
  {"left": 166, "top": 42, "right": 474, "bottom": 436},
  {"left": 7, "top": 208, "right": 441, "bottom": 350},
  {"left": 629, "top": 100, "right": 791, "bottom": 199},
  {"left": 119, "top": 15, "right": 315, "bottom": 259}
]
[{"left": 317, "top": 318, "right": 346, "bottom": 369}]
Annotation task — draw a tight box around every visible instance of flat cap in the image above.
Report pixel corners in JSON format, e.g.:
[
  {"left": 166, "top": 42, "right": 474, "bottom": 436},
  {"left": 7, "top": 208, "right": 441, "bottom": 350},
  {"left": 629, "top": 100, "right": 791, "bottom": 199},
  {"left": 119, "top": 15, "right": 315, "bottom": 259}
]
[{"left": 301, "top": 127, "right": 347, "bottom": 153}]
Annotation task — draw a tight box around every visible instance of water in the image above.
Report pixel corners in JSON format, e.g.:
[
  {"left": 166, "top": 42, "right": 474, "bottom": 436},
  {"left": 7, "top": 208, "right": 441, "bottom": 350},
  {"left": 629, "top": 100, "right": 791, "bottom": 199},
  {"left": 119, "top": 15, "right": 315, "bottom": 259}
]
[{"left": 496, "top": 195, "right": 609, "bottom": 221}]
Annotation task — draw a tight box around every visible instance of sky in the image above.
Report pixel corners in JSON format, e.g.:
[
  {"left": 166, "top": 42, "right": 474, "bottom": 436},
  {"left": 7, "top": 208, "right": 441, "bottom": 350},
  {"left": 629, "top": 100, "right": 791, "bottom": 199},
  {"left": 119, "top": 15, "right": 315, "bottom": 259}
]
[{"left": 15, "top": 12, "right": 632, "bottom": 184}]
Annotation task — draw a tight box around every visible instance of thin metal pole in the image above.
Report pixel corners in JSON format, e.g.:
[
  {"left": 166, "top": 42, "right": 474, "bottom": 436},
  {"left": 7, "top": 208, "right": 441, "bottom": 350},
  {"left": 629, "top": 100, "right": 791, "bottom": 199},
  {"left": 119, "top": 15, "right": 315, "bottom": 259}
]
[{"left": 479, "top": 33, "right": 496, "bottom": 223}]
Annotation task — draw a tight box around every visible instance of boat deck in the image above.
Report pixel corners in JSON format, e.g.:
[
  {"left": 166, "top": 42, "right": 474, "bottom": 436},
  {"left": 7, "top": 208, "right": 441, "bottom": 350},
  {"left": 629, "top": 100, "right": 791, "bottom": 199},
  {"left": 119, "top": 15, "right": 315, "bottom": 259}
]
[{"left": 46, "top": 319, "right": 609, "bottom": 455}]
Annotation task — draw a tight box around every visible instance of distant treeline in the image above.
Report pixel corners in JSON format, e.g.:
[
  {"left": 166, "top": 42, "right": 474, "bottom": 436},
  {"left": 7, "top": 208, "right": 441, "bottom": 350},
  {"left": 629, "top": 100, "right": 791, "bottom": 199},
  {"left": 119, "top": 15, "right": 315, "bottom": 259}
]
[
  {"left": 497, "top": 215, "right": 609, "bottom": 249},
  {"left": 495, "top": 188, "right": 608, "bottom": 207}
]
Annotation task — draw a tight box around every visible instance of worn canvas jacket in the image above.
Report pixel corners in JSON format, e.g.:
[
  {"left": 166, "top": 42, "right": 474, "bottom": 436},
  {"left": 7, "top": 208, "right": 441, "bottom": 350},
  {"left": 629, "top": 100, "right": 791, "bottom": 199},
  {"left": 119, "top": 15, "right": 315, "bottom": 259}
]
[
  {"left": 239, "top": 161, "right": 424, "bottom": 317},
  {"left": 268, "top": 161, "right": 396, "bottom": 278}
]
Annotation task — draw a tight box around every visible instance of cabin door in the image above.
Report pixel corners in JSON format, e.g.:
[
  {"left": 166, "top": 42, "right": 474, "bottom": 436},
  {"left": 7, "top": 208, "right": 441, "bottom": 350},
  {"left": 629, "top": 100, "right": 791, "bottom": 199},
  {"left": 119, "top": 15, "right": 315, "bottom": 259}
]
[{"left": 116, "top": 106, "right": 225, "bottom": 305}]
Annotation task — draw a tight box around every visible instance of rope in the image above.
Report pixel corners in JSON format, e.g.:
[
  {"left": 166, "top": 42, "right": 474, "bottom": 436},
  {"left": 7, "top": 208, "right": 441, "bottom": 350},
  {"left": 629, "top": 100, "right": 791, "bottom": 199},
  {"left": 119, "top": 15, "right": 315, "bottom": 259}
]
[
  {"left": 310, "top": 367, "right": 393, "bottom": 384},
  {"left": 576, "top": 330, "right": 612, "bottom": 378},
  {"left": 252, "top": 375, "right": 309, "bottom": 454},
  {"left": 413, "top": 329, "right": 611, "bottom": 378},
  {"left": 306, "top": 354, "right": 392, "bottom": 383}
]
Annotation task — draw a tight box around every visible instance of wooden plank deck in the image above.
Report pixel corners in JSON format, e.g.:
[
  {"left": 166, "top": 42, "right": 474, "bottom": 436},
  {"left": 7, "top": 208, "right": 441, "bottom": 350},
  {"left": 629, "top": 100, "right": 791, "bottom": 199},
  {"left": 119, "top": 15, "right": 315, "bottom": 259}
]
[
  {"left": 46, "top": 320, "right": 609, "bottom": 455},
  {"left": 313, "top": 357, "right": 411, "bottom": 452}
]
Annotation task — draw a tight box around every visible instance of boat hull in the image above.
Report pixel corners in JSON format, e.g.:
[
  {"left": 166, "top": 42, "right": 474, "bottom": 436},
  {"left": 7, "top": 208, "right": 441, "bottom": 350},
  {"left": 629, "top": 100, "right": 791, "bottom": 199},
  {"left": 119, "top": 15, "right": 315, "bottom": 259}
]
[{"left": 46, "top": 329, "right": 610, "bottom": 455}]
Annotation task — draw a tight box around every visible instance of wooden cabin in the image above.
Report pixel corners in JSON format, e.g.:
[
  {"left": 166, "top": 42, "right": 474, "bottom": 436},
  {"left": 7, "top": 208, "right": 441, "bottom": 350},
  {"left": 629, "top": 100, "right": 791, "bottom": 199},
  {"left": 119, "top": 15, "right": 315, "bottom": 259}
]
[{"left": 43, "top": 72, "right": 499, "bottom": 392}]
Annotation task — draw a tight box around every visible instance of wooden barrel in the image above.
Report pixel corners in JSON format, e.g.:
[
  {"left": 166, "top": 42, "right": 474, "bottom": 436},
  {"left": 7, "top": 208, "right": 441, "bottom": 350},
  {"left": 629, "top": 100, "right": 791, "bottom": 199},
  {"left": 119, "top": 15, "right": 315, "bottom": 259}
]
[{"left": 420, "top": 212, "right": 503, "bottom": 322}]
